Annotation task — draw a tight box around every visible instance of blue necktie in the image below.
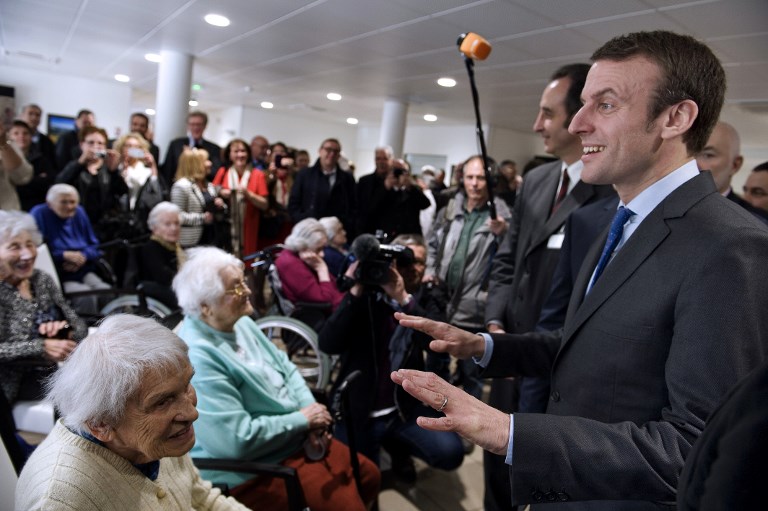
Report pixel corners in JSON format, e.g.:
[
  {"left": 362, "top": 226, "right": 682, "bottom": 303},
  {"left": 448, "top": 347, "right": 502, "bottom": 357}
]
[{"left": 590, "top": 206, "right": 635, "bottom": 290}]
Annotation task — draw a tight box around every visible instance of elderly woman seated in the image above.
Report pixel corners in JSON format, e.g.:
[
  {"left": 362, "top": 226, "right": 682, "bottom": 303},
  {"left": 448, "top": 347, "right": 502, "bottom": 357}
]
[
  {"left": 136, "top": 201, "right": 185, "bottom": 309},
  {"left": 30, "top": 183, "right": 111, "bottom": 315},
  {"left": 15, "top": 314, "right": 249, "bottom": 510},
  {"left": 318, "top": 216, "right": 349, "bottom": 279},
  {"left": 173, "top": 247, "right": 380, "bottom": 511},
  {"left": 0, "top": 210, "right": 87, "bottom": 406}
]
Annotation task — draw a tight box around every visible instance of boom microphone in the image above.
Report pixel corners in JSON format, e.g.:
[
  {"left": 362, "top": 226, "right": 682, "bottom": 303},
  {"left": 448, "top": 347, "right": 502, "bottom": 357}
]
[
  {"left": 350, "top": 234, "right": 380, "bottom": 262},
  {"left": 457, "top": 32, "right": 492, "bottom": 61}
]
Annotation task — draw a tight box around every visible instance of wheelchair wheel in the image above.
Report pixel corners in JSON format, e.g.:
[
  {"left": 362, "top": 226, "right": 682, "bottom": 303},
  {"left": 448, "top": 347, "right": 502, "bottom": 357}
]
[
  {"left": 254, "top": 315, "right": 331, "bottom": 390},
  {"left": 100, "top": 295, "right": 173, "bottom": 319}
]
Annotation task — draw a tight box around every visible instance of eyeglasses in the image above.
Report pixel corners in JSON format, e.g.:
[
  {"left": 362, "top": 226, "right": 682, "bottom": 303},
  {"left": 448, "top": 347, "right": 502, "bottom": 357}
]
[
  {"left": 321, "top": 146, "right": 341, "bottom": 154},
  {"left": 224, "top": 280, "right": 250, "bottom": 297}
]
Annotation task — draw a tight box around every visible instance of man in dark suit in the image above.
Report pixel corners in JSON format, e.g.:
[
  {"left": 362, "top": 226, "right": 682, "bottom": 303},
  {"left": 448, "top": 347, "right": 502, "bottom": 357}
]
[
  {"left": 288, "top": 138, "right": 357, "bottom": 237},
  {"left": 19, "top": 103, "right": 56, "bottom": 166},
  {"left": 161, "top": 111, "right": 222, "bottom": 184},
  {"left": 391, "top": 30, "right": 768, "bottom": 510},
  {"left": 127, "top": 112, "right": 160, "bottom": 163},
  {"left": 356, "top": 145, "right": 393, "bottom": 235},
  {"left": 54, "top": 109, "right": 95, "bottom": 170},
  {"left": 483, "top": 63, "right": 615, "bottom": 511},
  {"left": 696, "top": 120, "right": 768, "bottom": 223}
]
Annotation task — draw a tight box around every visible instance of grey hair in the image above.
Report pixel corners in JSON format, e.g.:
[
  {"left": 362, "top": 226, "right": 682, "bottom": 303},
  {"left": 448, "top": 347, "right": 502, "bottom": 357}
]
[
  {"left": 45, "top": 314, "right": 189, "bottom": 433},
  {"left": 392, "top": 234, "right": 426, "bottom": 249},
  {"left": 375, "top": 145, "right": 393, "bottom": 159},
  {"left": 173, "top": 246, "right": 243, "bottom": 318},
  {"left": 318, "top": 216, "right": 342, "bottom": 241},
  {"left": 0, "top": 210, "right": 43, "bottom": 246},
  {"left": 148, "top": 201, "right": 181, "bottom": 230},
  {"left": 284, "top": 218, "right": 327, "bottom": 252},
  {"left": 46, "top": 183, "right": 79, "bottom": 203}
]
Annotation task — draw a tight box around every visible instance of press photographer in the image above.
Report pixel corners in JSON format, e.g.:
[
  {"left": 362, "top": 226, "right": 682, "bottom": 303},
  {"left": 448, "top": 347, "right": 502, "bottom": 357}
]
[{"left": 319, "top": 233, "right": 464, "bottom": 482}]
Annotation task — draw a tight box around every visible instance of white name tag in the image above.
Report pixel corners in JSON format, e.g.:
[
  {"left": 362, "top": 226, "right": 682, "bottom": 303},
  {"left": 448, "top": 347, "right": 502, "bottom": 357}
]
[{"left": 547, "top": 233, "right": 565, "bottom": 249}]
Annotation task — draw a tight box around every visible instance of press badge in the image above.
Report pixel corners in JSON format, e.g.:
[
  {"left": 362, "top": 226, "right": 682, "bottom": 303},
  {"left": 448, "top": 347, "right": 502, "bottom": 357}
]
[{"left": 547, "top": 233, "right": 565, "bottom": 249}]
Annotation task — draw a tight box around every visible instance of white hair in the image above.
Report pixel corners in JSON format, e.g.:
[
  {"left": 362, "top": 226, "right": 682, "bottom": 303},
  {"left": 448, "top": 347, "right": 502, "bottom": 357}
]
[
  {"left": 173, "top": 246, "right": 243, "bottom": 318},
  {"left": 147, "top": 201, "right": 181, "bottom": 230},
  {"left": 45, "top": 314, "right": 189, "bottom": 433},
  {"left": 375, "top": 145, "right": 393, "bottom": 159},
  {"left": 46, "top": 183, "right": 79, "bottom": 203},
  {"left": 318, "top": 216, "right": 342, "bottom": 241},
  {"left": 284, "top": 218, "right": 327, "bottom": 252},
  {"left": 0, "top": 210, "right": 42, "bottom": 246}
]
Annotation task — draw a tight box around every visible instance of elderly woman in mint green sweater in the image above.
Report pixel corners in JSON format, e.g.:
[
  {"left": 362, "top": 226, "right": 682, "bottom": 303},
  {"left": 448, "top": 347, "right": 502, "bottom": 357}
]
[{"left": 173, "top": 246, "right": 379, "bottom": 511}]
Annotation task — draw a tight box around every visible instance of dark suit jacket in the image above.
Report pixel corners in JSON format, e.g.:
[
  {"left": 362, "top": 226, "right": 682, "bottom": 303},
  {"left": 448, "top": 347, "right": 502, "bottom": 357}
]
[
  {"left": 677, "top": 362, "right": 768, "bottom": 511},
  {"left": 287, "top": 161, "right": 357, "bottom": 236},
  {"left": 483, "top": 172, "right": 768, "bottom": 509},
  {"left": 726, "top": 188, "right": 768, "bottom": 224},
  {"left": 161, "top": 137, "right": 222, "bottom": 184},
  {"left": 54, "top": 129, "right": 81, "bottom": 170},
  {"left": 486, "top": 160, "right": 615, "bottom": 333}
]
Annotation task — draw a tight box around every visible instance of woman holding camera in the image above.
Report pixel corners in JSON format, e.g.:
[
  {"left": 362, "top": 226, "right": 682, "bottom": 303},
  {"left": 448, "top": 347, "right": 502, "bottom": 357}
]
[
  {"left": 0, "top": 210, "right": 87, "bottom": 405},
  {"left": 56, "top": 126, "right": 127, "bottom": 242},
  {"left": 212, "top": 138, "right": 268, "bottom": 258}
]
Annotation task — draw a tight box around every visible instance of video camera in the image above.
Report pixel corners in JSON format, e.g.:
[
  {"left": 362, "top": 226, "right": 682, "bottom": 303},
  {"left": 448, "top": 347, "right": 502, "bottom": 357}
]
[{"left": 350, "top": 232, "right": 415, "bottom": 286}]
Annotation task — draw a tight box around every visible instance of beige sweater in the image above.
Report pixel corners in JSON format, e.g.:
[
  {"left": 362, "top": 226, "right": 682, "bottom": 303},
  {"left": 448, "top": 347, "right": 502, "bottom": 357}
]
[{"left": 15, "top": 422, "right": 250, "bottom": 511}]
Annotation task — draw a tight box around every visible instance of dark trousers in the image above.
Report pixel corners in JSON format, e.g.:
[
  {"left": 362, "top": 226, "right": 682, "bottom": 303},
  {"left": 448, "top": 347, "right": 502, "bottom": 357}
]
[{"left": 484, "top": 377, "right": 519, "bottom": 511}]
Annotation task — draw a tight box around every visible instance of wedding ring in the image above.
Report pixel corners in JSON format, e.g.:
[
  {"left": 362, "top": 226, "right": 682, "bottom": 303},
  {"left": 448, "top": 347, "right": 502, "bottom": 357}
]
[{"left": 437, "top": 395, "right": 448, "bottom": 412}]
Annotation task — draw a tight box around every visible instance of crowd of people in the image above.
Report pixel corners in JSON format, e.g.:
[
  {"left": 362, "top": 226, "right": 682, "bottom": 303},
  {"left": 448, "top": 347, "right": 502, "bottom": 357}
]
[{"left": 2, "top": 28, "right": 767, "bottom": 511}]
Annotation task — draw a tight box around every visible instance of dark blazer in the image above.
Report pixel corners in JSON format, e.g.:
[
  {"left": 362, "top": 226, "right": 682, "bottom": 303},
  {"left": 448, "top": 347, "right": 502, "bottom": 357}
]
[
  {"left": 483, "top": 172, "right": 768, "bottom": 509},
  {"left": 161, "top": 137, "right": 222, "bottom": 184},
  {"left": 486, "top": 160, "right": 615, "bottom": 334},
  {"left": 726, "top": 188, "right": 768, "bottom": 224},
  {"left": 677, "top": 362, "right": 768, "bottom": 511},
  {"left": 54, "top": 129, "right": 81, "bottom": 170},
  {"left": 287, "top": 161, "right": 357, "bottom": 237},
  {"left": 356, "top": 171, "right": 389, "bottom": 235}
]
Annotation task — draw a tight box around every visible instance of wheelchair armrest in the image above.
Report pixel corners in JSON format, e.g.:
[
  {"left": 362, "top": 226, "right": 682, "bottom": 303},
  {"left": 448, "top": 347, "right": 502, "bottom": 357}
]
[{"left": 192, "top": 458, "right": 307, "bottom": 511}]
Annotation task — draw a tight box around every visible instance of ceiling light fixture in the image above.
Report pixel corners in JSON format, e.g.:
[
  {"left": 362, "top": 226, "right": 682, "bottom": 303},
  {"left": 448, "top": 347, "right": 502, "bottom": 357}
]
[
  {"left": 346, "top": 117, "right": 358, "bottom": 125},
  {"left": 437, "top": 77, "right": 456, "bottom": 87},
  {"left": 204, "top": 14, "right": 230, "bottom": 27},
  {"left": 145, "top": 108, "right": 156, "bottom": 116},
  {"left": 114, "top": 74, "right": 130, "bottom": 83},
  {"left": 188, "top": 99, "right": 199, "bottom": 107},
  {"left": 326, "top": 92, "right": 342, "bottom": 101},
  {"left": 423, "top": 114, "right": 437, "bottom": 122},
  {"left": 260, "top": 101, "right": 274, "bottom": 109},
  {"left": 144, "top": 53, "right": 162, "bottom": 63}
]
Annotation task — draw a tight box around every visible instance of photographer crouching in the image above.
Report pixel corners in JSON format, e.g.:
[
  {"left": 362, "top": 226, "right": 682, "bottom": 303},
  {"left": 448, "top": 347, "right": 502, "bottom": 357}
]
[{"left": 319, "top": 233, "right": 464, "bottom": 483}]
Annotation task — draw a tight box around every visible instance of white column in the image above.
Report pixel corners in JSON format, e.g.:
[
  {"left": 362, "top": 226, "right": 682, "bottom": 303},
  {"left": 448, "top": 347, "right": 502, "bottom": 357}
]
[
  {"left": 154, "top": 50, "right": 193, "bottom": 159},
  {"left": 378, "top": 98, "right": 408, "bottom": 157}
]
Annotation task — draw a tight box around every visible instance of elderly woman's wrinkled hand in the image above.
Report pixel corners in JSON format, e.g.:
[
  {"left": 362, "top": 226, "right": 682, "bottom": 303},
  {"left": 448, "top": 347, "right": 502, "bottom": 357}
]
[
  {"left": 391, "top": 369, "right": 510, "bottom": 456},
  {"left": 300, "top": 402, "right": 333, "bottom": 430},
  {"left": 43, "top": 339, "right": 77, "bottom": 362},
  {"left": 394, "top": 312, "right": 486, "bottom": 359}
]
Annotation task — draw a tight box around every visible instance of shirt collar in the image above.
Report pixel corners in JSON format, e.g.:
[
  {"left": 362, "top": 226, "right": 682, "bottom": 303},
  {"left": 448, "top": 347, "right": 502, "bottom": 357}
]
[
  {"left": 561, "top": 159, "right": 584, "bottom": 193},
  {"left": 623, "top": 159, "right": 700, "bottom": 220}
]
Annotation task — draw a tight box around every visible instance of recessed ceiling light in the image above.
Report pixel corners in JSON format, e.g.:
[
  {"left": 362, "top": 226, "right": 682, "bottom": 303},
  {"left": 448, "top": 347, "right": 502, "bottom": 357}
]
[
  {"left": 145, "top": 108, "right": 156, "bottom": 116},
  {"left": 424, "top": 114, "right": 437, "bottom": 122},
  {"left": 188, "top": 99, "right": 199, "bottom": 107},
  {"left": 114, "top": 74, "right": 130, "bottom": 83},
  {"left": 144, "top": 53, "right": 162, "bottom": 63},
  {"left": 437, "top": 77, "right": 456, "bottom": 87},
  {"left": 326, "top": 92, "right": 342, "bottom": 101},
  {"left": 204, "top": 14, "right": 230, "bottom": 27},
  {"left": 346, "top": 117, "right": 358, "bottom": 125},
  {"left": 260, "top": 101, "right": 274, "bottom": 109}
]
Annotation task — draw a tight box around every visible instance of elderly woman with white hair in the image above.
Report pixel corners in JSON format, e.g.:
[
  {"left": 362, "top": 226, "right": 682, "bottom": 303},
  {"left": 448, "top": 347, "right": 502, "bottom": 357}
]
[
  {"left": 318, "top": 216, "right": 349, "bottom": 279},
  {"left": 15, "top": 314, "right": 250, "bottom": 511},
  {"left": 29, "top": 183, "right": 111, "bottom": 315},
  {"left": 136, "top": 201, "right": 185, "bottom": 309},
  {"left": 0, "top": 210, "right": 86, "bottom": 406},
  {"left": 173, "top": 247, "right": 379, "bottom": 511},
  {"left": 274, "top": 217, "right": 345, "bottom": 311}
]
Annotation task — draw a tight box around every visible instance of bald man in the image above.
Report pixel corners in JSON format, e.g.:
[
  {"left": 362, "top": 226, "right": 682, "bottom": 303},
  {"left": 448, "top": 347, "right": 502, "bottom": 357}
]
[{"left": 697, "top": 121, "right": 768, "bottom": 223}]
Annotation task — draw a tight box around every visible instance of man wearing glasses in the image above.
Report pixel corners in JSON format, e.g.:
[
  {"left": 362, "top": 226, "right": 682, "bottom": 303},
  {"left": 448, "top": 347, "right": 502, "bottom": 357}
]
[{"left": 288, "top": 138, "right": 357, "bottom": 238}]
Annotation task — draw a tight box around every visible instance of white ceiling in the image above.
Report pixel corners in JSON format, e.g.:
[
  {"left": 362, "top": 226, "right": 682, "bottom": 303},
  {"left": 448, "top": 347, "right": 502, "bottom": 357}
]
[{"left": 1, "top": 0, "right": 767, "bottom": 133}]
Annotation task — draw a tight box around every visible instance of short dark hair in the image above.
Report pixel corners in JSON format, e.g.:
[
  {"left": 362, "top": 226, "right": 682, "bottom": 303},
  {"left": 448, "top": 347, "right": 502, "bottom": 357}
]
[
  {"left": 130, "top": 112, "right": 149, "bottom": 124},
  {"left": 76, "top": 109, "right": 93, "bottom": 119},
  {"left": 591, "top": 31, "right": 725, "bottom": 155},
  {"left": 753, "top": 161, "right": 768, "bottom": 172},
  {"left": 320, "top": 138, "right": 341, "bottom": 150},
  {"left": 187, "top": 111, "right": 208, "bottom": 126},
  {"left": 11, "top": 119, "right": 31, "bottom": 134},
  {"left": 550, "top": 63, "right": 591, "bottom": 125}
]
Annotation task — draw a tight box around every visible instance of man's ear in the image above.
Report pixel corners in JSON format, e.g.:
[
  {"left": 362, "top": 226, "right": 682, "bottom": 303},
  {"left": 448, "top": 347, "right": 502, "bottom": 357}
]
[
  {"left": 660, "top": 99, "right": 698, "bottom": 141},
  {"left": 731, "top": 155, "right": 744, "bottom": 175},
  {"left": 87, "top": 422, "right": 114, "bottom": 443}
]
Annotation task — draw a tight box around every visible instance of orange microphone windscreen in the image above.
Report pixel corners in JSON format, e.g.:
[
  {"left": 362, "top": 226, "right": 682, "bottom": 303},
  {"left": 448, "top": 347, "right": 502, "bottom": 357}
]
[{"left": 459, "top": 32, "right": 492, "bottom": 61}]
